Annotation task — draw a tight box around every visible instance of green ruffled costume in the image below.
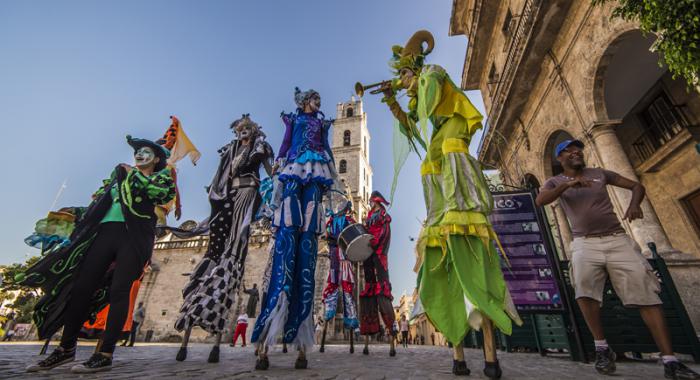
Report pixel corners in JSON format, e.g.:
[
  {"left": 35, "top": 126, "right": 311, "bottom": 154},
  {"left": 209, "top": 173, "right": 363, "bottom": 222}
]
[{"left": 397, "top": 65, "right": 521, "bottom": 345}]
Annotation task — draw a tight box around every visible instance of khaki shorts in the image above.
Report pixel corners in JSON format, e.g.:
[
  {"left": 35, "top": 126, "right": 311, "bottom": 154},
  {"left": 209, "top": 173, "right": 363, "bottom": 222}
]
[{"left": 570, "top": 233, "right": 661, "bottom": 307}]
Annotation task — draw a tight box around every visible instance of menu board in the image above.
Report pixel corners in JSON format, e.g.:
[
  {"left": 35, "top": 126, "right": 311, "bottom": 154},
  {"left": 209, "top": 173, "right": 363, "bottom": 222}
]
[{"left": 489, "top": 192, "right": 563, "bottom": 311}]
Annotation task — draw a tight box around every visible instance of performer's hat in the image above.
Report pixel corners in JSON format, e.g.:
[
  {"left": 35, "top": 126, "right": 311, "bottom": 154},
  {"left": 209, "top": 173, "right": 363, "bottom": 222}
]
[
  {"left": 390, "top": 30, "right": 435, "bottom": 74},
  {"left": 127, "top": 135, "right": 170, "bottom": 172},
  {"left": 554, "top": 139, "right": 584, "bottom": 157},
  {"left": 370, "top": 191, "right": 390, "bottom": 205}
]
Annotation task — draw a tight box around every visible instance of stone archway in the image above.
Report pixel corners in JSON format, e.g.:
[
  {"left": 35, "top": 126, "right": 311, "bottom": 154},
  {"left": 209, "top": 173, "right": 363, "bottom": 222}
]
[
  {"left": 521, "top": 173, "right": 541, "bottom": 191},
  {"left": 592, "top": 29, "right": 665, "bottom": 122}
]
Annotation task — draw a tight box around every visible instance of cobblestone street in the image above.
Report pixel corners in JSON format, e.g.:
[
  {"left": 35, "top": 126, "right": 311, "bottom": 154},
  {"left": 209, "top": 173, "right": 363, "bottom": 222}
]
[{"left": 2, "top": 342, "right": 698, "bottom": 379}]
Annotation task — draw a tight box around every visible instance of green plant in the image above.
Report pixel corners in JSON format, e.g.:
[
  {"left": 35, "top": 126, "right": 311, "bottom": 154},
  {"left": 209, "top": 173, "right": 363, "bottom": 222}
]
[
  {"left": 0, "top": 256, "right": 41, "bottom": 322},
  {"left": 594, "top": 0, "right": 700, "bottom": 87}
]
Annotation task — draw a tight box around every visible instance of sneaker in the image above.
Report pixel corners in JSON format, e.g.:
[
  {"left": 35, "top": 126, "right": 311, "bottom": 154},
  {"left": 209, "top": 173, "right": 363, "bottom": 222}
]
[
  {"left": 665, "top": 361, "right": 700, "bottom": 380},
  {"left": 26, "top": 347, "right": 75, "bottom": 372},
  {"left": 594, "top": 348, "right": 616, "bottom": 375},
  {"left": 70, "top": 353, "right": 112, "bottom": 373}
]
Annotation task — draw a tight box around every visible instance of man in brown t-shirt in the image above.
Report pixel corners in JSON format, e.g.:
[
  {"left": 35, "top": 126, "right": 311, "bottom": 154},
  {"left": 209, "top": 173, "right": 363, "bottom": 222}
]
[{"left": 537, "top": 139, "right": 699, "bottom": 379}]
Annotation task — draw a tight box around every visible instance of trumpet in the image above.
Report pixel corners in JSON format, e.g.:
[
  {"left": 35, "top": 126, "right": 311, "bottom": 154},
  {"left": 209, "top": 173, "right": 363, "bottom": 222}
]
[{"left": 354, "top": 79, "right": 400, "bottom": 97}]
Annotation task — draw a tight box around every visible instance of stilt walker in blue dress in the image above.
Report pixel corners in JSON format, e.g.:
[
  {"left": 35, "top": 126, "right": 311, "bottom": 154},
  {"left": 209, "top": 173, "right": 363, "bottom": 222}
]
[{"left": 252, "top": 87, "right": 337, "bottom": 370}]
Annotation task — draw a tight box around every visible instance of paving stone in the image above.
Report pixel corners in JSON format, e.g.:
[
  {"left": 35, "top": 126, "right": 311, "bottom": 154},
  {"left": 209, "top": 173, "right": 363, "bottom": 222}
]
[{"left": 1, "top": 342, "right": 697, "bottom": 379}]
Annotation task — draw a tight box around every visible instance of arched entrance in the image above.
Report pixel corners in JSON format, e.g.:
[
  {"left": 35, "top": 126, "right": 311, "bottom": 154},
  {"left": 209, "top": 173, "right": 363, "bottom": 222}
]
[
  {"left": 594, "top": 29, "right": 691, "bottom": 167},
  {"left": 521, "top": 173, "right": 541, "bottom": 191},
  {"left": 590, "top": 28, "right": 700, "bottom": 255},
  {"left": 543, "top": 130, "right": 575, "bottom": 177}
]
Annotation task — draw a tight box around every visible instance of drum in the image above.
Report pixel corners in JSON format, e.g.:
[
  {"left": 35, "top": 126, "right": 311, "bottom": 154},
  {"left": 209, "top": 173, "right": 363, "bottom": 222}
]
[{"left": 338, "top": 223, "right": 374, "bottom": 262}]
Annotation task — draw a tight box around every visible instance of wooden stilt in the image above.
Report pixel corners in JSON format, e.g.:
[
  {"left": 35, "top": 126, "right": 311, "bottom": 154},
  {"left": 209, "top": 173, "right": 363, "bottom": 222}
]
[
  {"left": 320, "top": 320, "right": 328, "bottom": 352},
  {"left": 39, "top": 337, "right": 51, "bottom": 355},
  {"left": 176, "top": 326, "right": 192, "bottom": 361},
  {"left": 94, "top": 338, "right": 103, "bottom": 354},
  {"left": 349, "top": 328, "right": 354, "bottom": 354},
  {"left": 482, "top": 318, "right": 497, "bottom": 362}
]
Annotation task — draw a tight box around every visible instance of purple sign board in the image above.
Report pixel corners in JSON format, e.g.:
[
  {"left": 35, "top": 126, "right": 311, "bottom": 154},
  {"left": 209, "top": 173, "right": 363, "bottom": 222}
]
[{"left": 489, "top": 192, "right": 563, "bottom": 311}]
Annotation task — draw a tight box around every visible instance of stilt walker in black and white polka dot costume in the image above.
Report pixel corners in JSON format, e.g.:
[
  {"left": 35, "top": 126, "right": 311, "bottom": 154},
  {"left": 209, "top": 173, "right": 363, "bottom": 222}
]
[{"left": 174, "top": 114, "right": 274, "bottom": 363}]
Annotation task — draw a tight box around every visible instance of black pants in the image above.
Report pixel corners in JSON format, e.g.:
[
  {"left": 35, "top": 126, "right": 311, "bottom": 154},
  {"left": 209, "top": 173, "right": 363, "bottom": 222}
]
[
  {"left": 401, "top": 331, "right": 408, "bottom": 347},
  {"left": 128, "top": 321, "right": 140, "bottom": 346},
  {"left": 60, "top": 223, "right": 146, "bottom": 354}
]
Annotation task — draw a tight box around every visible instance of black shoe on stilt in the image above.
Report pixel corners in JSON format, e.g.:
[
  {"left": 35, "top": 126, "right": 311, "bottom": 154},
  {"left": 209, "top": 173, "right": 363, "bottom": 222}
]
[
  {"left": 363, "top": 347, "right": 369, "bottom": 355},
  {"left": 350, "top": 346, "right": 354, "bottom": 354},
  {"left": 70, "top": 353, "right": 113, "bottom": 374},
  {"left": 283, "top": 346, "right": 288, "bottom": 353},
  {"left": 295, "top": 358, "right": 308, "bottom": 369},
  {"left": 483, "top": 360, "right": 502, "bottom": 379},
  {"left": 175, "top": 347, "right": 187, "bottom": 362},
  {"left": 389, "top": 348, "right": 396, "bottom": 357},
  {"left": 207, "top": 346, "right": 220, "bottom": 363},
  {"left": 26, "top": 347, "right": 75, "bottom": 372},
  {"left": 255, "top": 356, "right": 269, "bottom": 370},
  {"left": 452, "top": 360, "right": 470, "bottom": 376}
]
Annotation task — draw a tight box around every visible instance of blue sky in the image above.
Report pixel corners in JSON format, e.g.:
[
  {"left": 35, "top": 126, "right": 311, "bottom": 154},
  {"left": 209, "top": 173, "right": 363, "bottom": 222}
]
[{"left": 0, "top": 1, "right": 485, "bottom": 301}]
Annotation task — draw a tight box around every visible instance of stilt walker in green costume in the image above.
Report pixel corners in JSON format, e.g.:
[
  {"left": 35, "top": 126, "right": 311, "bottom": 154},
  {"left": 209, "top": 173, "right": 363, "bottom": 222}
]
[{"left": 374, "top": 30, "right": 522, "bottom": 378}]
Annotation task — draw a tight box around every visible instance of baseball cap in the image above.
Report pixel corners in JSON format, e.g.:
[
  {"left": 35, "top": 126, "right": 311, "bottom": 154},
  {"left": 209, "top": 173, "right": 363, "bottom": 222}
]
[{"left": 555, "top": 139, "right": 584, "bottom": 157}]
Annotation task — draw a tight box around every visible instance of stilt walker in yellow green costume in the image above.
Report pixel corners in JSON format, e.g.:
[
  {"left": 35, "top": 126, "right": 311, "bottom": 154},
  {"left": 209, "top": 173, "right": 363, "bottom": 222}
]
[{"left": 375, "top": 30, "right": 522, "bottom": 378}]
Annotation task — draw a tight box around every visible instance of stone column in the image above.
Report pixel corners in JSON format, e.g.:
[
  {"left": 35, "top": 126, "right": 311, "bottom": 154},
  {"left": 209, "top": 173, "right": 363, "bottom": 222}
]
[
  {"left": 588, "top": 121, "right": 674, "bottom": 254},
  {"left": 550, "top": 202, "right": 573, "bottom": 259}
]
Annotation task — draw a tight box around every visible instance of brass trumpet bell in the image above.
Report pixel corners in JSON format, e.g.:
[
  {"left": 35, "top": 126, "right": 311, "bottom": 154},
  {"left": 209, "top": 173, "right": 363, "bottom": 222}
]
[
  {"left": 354, "top": 82, "right": 366, "bottom": 97},
  {"left": 354, "top": 80, "right": 393, "bottom": 97}
]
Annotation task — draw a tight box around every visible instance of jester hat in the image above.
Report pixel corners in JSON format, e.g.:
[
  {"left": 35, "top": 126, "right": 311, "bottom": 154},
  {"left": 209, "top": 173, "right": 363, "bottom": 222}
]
[{"left": 390, "top": 30, "right": 435, "bottom": 74}]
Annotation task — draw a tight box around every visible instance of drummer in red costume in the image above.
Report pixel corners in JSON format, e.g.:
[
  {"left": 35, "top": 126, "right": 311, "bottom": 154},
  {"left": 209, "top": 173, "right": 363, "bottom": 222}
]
[{"left": 360, "top": 191, "right": 396, "bottom": 356}]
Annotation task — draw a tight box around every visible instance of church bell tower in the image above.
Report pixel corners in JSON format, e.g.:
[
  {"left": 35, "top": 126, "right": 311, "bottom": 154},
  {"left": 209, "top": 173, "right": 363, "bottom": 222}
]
[{"left": 332, "top": 97, "right": 372, "bottom": 221}]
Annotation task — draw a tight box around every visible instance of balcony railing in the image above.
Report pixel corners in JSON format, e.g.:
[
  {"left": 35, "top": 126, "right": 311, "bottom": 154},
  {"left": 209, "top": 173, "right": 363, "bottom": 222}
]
[
  {"left": 632, "top": 93, "right": 689, "bottom": 163},
  {"left": 632, "top": 122, "right": 685, "bottom": 162}
]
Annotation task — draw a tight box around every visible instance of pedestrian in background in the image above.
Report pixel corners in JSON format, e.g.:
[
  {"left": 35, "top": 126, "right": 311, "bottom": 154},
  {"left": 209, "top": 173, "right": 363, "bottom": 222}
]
[
  {"left": 399, "top": 315, "right": 409, "bottom": 348},
  {"left": 127, "top": 302, "right": 145, "bottom": 347},
  {"left": 230, "top": 313, "right": 249, "bottom": 347}
]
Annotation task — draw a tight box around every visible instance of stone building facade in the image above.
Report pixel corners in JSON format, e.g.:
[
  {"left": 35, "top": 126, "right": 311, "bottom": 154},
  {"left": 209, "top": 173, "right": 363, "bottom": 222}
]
[
  {"left": 333, "top": 97, "right": 373, "bottom": 221},
  {"left": 136, "top": 97, "right": 372, "bottom": 343},
  {"left": 450, "top": 0, "right": 700, "bottom": 331}
]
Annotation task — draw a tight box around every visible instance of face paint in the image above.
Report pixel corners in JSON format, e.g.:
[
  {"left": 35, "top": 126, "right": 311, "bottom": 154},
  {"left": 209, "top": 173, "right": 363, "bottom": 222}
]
[
  {"left": 134, "top": 146, "right": 156, "bottom": 168},
  {"left": 308, "top": 94, "right": 321, "bottom": 112},
  {"left": 236, "top": 124, "right": 253, "bottom": 140}
]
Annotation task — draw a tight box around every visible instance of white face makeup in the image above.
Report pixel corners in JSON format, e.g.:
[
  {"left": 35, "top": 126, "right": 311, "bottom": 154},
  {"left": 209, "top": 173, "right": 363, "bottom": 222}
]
[
  {"left": 307, "top": 94, "right": 321, "bottom": 112},
  {"left": 134, "top": 146, "right": 157, "bottom": 168},
  {"left": 236, "top": 124, "right": 253, "bottom": 140}
]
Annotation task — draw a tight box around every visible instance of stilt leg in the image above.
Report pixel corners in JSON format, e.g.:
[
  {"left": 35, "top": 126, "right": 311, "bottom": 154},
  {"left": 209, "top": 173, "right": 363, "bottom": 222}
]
[
  {"left": 255, "top": 343, "right": 270, "bottom": 370},
  {"left": 176, "top": 326, "right": 192, "bottom": 362},
  {"left": 452, "top": 343, "right": 470, "bottom": 376},
  {"left": 389, "top": 330, "right": 396, "bottom": 357},
  {"left": 295, "top": 345, "right": 308, "bottom": 369},
  {"left": 349, "top": 329, "right": 354, "bottom": 354},
  {"left": 482, "top": 318, "right": 502, "bottom": 379},
  {"left": 282, "top": 342, "right": 288, "bottom": 353},
  {"left": 320, "top": 320, "right": 328, "bottom": 353},
  {"left": 207, "top": 333, "right": 221, "bottom": 363},
  {"left": 39, "top": 337, "right": 51, "bottom": 355},
  {"left": 362, "top": 335, "right": 369, "bottom": 355}
]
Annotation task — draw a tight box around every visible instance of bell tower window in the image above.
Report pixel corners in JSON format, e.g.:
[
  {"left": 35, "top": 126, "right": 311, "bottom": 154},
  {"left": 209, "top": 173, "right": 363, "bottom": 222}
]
[
  {"left": 343, "top": 130, "right": 351, "bottom": 146},
  {"left": 346, "top": 107, "right": 354, "bottom": 117},
  {"left": 339, "top": 160, "right": 347, "bottom": 173}
]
